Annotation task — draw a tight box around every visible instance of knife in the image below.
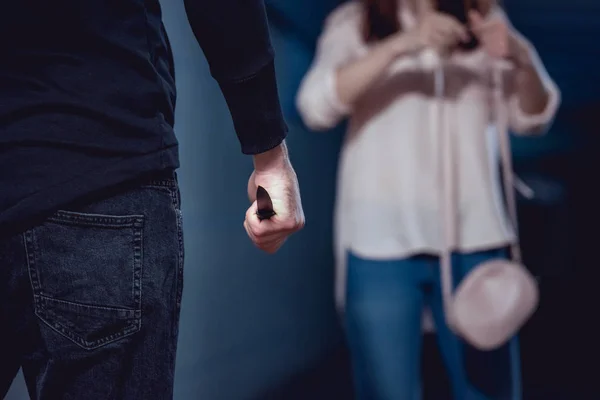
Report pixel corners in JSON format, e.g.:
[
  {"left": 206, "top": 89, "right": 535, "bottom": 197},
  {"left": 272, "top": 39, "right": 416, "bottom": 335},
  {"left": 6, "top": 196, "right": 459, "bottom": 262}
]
[{"left": 256, "top": 186, "right": 276, "bottom": 221}]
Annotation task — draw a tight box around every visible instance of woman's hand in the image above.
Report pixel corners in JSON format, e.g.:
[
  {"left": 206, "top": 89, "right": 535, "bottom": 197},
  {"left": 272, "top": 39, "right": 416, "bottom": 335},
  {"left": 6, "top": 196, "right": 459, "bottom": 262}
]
[
  {"left": 387, "top": 12, "right": 469, "bottom": 57},
  {"left": 468, "top": 10, "right": 532, "bottom": 67},
  {"left": 332, "top": 11, "right": 467, "bottom": 110},
  {"left": 468, "top": 10, "right": 553, "bottom": 118},
  {"left": 410, "top": 12, "right": 470, "bottom": 54}
]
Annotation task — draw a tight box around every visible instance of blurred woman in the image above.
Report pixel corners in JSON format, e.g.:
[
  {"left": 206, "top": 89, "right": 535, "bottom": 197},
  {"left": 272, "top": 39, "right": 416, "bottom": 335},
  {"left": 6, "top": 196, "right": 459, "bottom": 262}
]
[{"left": 296, "top": 0, "right": 560, "bottom": 398}]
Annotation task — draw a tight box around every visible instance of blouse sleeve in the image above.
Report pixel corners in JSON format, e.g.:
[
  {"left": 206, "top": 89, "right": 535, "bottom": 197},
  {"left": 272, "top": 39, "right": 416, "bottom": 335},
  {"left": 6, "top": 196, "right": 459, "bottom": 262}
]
[
  {"left": 507, "top": 39, "right": 561, "bottom": 135},
  {"left": 295, "top": 2, "right": 367, "bottom": 131},
  {"left": 495, "top": 9, "right": 561, "bottom": 135}
]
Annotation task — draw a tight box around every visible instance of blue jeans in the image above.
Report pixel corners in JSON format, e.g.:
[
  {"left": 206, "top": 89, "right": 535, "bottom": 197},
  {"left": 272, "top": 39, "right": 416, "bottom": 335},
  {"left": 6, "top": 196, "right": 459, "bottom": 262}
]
[
  {"left": 0, "top": 171, "right": 184, "bottom": 399},
  {"left": 345, "top": 249, "right": 521, "bottom": 400}
]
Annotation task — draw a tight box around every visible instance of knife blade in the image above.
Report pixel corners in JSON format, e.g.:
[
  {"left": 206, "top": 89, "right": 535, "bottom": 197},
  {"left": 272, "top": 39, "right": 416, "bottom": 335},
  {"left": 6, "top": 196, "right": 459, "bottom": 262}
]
[{"left": 256, "top": 186, "right": 276, "bottom": 221}]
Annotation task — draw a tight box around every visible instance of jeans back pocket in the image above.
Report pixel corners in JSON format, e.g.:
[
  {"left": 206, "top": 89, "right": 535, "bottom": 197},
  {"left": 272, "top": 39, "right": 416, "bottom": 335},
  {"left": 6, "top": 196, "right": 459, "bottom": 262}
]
[{"left": 24, "top": 210, "right": 144, "bottom": 350}]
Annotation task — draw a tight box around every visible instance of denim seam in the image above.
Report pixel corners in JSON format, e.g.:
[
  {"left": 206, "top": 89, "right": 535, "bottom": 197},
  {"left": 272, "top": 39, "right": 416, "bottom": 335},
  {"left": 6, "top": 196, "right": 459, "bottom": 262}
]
[
  {"left": 175, "top": 209, "right": 184, "bottom": 309},
  {"left": 134, "top": 216, "right": 144, "bottom": 323},
  {"left": 165, "top": 183, "right": 184, "bottom": 309}
]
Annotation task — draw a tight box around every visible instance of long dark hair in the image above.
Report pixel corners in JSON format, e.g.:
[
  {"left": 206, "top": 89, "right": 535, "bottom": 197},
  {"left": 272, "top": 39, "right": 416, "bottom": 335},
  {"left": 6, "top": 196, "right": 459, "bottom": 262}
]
[
  {"left": 361, "top": 0, "right": 400, "bottom": 42},
  {"left": 361, "top": 0, "right": 486, "bottom": 43}
]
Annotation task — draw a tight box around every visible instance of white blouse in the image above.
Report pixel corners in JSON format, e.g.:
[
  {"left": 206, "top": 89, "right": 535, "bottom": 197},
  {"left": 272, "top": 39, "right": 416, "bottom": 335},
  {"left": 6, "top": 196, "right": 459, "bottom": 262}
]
[{"left": 296, "top": 1, "right": 560, "bottom": 309}]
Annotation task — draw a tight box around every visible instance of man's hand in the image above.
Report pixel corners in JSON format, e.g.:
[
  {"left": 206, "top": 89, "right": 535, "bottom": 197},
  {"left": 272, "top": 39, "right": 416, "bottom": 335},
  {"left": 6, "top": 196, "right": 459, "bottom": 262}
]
[{"left": 244, "top": 141, "right": 304, "bottom": 253}]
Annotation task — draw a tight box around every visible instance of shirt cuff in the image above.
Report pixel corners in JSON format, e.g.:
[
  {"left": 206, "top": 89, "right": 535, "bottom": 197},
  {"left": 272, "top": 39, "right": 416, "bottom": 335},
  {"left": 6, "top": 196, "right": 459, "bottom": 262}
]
[
  {"left": 217, "top": 61, "right": 288, "bottom": 155},
  {"left": 323, "top": 67, "right": 352, "bottom": 117},
  {"left": 510, "top": 80, "right": 561, "bottom": 134}
]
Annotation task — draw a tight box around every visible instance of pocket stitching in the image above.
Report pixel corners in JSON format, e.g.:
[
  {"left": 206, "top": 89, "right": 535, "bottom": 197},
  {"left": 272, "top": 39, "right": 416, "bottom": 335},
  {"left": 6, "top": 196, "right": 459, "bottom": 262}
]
[
  {"left": 24, "top": 212, "right": 144, "bottom": 351},
  {"left": 35, "top": 297, "right": 142, "bottom": 351},
  {"left": 48, "top": 210, "right": 145, "bottom": 227},
  {"left": 37, "top": 294, "right": 139, "bottom": 313}
]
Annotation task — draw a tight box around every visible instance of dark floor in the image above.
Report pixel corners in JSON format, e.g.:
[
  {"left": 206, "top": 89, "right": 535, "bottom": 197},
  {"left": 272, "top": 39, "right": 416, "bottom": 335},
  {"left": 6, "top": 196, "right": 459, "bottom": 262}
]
[{"left": 256, "top": 276, "right": 598, "bottom": 400}]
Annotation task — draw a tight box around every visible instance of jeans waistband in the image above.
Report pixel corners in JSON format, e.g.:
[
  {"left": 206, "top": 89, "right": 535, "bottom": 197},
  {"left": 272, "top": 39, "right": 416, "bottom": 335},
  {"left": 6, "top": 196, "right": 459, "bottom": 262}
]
[{"left": 143, "top": 169, "right": 178, "bottom": 188}]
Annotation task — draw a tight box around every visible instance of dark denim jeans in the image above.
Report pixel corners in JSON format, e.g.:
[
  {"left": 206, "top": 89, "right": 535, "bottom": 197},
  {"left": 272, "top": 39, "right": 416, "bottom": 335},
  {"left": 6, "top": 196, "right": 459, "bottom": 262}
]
[{"left": 0, "top": 171, "right": 184, "bottom": 399}]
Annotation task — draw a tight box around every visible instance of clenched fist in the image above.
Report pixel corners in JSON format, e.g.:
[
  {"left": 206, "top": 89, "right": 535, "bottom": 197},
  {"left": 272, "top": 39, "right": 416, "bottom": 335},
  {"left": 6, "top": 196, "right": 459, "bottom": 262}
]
[{"left": 244, "top": 141, "right": 305, "bottom": 253}]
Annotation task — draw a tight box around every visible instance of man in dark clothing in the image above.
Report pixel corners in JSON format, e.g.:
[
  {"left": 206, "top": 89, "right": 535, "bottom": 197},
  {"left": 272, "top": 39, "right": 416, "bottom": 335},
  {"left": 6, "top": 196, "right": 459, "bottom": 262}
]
[{"left": 0, "top": 0, "right": 305, "bottom": 398}]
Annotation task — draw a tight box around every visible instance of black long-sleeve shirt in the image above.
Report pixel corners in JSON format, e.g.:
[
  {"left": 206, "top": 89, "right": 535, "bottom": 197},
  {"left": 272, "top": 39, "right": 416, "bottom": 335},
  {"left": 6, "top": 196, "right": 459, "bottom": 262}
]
[{"left": 0, "top": 0, "right": 288, "bottom": 234}]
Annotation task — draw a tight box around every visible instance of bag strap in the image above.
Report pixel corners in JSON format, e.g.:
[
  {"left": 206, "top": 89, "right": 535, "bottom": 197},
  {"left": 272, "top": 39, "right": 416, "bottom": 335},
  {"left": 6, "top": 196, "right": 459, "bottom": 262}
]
[
  {"left": 492, "top": 67, "right": 522, "bottom": 264},
  {"left": 437, "top": 62, "right": 523, "bottom": 322}
]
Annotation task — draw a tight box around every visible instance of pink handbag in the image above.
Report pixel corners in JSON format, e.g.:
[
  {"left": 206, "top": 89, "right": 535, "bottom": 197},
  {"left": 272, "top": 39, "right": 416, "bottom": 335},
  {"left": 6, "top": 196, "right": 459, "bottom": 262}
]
[{"left": 435, "top": 64, "right": 539, "bottom": 351}]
